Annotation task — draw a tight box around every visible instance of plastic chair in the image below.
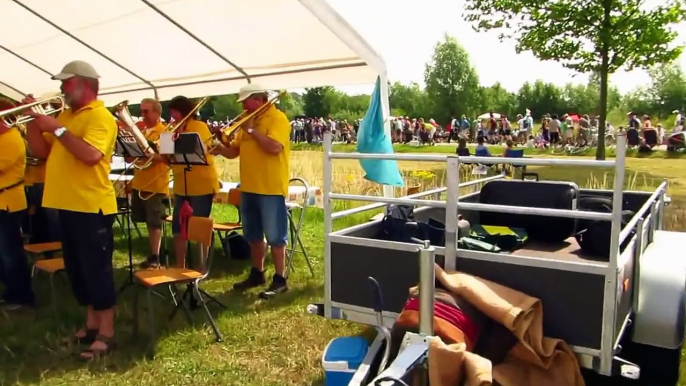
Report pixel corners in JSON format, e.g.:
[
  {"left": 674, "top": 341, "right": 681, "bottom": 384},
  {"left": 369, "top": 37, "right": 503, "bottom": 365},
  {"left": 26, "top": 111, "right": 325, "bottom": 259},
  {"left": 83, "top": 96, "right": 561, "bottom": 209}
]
[
  {"left": 285, "top": 177, "right": 315, "bottom": 278},
  {"left": 132, "top": 216, "right": 225, "bottom": 357}
]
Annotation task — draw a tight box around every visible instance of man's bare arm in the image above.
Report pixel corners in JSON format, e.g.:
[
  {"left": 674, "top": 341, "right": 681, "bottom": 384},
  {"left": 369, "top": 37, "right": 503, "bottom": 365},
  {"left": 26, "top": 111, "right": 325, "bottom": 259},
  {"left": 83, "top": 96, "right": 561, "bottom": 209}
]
[{"left": 25, "top": 126, "right": 51, "bottom": 159}]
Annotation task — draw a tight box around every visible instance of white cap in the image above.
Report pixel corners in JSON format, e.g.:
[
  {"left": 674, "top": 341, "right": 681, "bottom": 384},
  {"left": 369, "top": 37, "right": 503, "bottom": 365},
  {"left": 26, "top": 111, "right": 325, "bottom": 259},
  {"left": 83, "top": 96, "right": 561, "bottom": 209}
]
[
  {"left": 52, "top": 60, "right": 100, "bottom": 80},
  {"left": 236, "top": 83, "right": 269, "bottom": 102}
]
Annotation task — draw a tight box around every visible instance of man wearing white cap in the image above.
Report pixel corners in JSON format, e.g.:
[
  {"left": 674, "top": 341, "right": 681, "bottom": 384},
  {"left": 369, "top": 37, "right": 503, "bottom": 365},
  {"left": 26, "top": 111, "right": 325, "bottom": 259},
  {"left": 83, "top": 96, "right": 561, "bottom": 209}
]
[
  {"left": 23, "top": 60, "right": 118, "bottom": 359},
  {"left": 213, "top": 83, "right": 291, "bottom": 299}
]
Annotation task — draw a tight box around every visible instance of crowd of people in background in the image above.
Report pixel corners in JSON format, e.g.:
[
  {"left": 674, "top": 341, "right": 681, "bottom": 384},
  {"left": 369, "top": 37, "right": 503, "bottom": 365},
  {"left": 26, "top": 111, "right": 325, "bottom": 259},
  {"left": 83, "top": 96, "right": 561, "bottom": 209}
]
[{"left": 206, "top": 109, "right": 685, "bottom": 151}]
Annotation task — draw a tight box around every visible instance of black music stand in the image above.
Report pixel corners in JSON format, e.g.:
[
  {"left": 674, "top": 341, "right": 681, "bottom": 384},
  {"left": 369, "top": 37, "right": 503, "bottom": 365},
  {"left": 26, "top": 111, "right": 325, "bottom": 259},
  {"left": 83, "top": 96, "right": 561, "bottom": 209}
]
[
  {"left": 166, "top": 133, "right": 225, "bottom": 311},
  {"left": 114, "top": 133, "right": 147, "bottom": 293}
]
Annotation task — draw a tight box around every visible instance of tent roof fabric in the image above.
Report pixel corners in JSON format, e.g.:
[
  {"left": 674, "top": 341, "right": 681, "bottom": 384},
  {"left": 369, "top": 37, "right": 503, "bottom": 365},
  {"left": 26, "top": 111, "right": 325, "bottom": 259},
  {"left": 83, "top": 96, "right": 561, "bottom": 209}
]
[{"left": 0, "top": 0, "right": 385, "bottom": 106}]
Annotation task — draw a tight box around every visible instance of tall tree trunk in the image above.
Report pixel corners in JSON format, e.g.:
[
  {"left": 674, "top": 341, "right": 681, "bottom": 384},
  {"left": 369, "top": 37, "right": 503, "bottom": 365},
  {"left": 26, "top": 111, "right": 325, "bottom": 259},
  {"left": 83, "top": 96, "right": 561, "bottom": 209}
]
[
  {"left": 597, "top": 57, "right": 609, "bottom": 160},
  {"left": 596, "top": 0, "right": 612, "bottom": 160}
]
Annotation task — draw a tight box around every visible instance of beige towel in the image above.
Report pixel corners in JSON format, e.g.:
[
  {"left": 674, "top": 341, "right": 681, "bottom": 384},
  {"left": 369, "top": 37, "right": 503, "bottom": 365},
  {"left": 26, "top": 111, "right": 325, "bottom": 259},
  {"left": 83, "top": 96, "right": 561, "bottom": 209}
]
[{"left": 417, "top": 264, "right": 585, "bottom": 386}]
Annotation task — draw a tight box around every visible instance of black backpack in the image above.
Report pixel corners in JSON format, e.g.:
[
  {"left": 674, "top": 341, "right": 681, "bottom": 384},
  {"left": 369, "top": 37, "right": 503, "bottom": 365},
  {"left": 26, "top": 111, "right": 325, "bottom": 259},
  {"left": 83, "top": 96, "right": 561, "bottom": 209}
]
[{"left": 575, "top": 196, "right": 634, "bottom": 259}]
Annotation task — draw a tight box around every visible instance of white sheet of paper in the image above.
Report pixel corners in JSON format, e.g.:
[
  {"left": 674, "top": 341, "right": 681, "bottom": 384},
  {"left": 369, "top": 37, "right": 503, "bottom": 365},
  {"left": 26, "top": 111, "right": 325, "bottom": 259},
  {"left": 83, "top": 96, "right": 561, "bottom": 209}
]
[{"left": 159, "top": 132, "right": 175, "bottom": 154}]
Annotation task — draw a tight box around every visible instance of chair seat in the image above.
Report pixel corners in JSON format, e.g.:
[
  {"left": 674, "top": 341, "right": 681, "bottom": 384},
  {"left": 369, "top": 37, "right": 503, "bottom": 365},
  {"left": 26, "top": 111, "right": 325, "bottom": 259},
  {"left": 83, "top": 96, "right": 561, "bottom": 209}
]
[
  {"left": 24, "top": 242, "right": 62, "bottom": 254},
  {"left": 34, "top": 257, "right": 65, "bottom": 273},
  {"left": 213, "top": 223, "right": 241, "bottom": 232},
  {"left": 135, "top": 268, "right": 203, "bottom": 287}
]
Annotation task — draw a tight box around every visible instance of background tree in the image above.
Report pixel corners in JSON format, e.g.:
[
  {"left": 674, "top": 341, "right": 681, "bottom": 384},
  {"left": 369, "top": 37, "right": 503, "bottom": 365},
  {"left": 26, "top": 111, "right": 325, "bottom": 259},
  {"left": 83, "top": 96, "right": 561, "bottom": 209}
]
[
  {"left": 463, "top": 0, "right": 686, "bottom": 159},
  {"left": 424, "top": 35, "right": 482, "bottom": 123},
  {"left": 302, "top": 86, "right": 334, "bottom": 118}
]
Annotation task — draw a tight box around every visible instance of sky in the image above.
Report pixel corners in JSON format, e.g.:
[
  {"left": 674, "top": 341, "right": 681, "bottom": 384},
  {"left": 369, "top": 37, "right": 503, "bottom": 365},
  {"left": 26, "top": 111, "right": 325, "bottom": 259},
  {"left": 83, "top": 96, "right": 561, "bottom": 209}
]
[{"left": 325, "top": 0, "right": 686, "bottom": 95}]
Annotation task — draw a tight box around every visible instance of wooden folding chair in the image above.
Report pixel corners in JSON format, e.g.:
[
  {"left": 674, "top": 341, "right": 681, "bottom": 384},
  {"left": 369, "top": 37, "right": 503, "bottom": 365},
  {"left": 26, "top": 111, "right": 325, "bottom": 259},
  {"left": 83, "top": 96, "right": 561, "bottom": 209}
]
[
  {"left": 26, "top": 242, "right": 64, "bottom": 312},
  {"left": 214, "top": 189, "right": 243, "bottom": 258},
  {"left": 132, "top": 216, "right": 225, "bottom": 356}
]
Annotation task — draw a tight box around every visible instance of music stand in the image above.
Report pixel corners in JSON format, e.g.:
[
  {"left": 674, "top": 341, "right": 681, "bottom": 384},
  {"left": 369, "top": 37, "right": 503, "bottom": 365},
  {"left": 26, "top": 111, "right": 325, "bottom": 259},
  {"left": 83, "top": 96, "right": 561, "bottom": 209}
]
[
  {"left": 114, "top": 132, "right": 148, "bottom": 293},
  {"left": 166, "top": 133, "right": 216, "bottom": 310}
]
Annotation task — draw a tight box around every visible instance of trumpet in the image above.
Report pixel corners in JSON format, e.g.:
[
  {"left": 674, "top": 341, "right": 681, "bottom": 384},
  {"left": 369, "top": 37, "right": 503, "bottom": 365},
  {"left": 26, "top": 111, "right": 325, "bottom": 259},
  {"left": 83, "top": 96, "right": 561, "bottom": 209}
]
[
  {"left": 113, "top": 100, "right": 157, "bottom": 170},
  {"left": 211, "top": 91, "right": 286, "bottom": 149},
  {"left": 0, "top": 95, "right": 66, "bottom": 128}
]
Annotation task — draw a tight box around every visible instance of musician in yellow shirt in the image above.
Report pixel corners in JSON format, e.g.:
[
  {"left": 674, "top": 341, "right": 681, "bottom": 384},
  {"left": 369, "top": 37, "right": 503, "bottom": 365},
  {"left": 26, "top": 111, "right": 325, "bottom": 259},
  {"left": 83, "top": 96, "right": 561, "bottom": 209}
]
[
  {"left": 167, "top": 96, "right": 219, "bottom": 269},
  {"left": 24, "top": 60, "right": 117, "bottom": 359},
  {"left": 0, "top": 98, "right": 35, "bottom": 310},
  {"left": 212, "top": 84, "right": 291, "bottom": 299},
  {"left": 129, "top": 98, "right": 169, "bottom": 269}
]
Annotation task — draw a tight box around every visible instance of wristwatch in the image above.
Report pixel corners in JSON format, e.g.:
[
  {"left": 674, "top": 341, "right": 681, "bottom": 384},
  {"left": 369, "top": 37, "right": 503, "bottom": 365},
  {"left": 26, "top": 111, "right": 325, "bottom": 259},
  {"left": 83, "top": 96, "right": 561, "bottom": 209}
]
[
  {"left": 54, "top": 127, "right": 67, "bottom": 138},
  {"left": 247, "top": 127, "right": 254, "bottom": 134}
]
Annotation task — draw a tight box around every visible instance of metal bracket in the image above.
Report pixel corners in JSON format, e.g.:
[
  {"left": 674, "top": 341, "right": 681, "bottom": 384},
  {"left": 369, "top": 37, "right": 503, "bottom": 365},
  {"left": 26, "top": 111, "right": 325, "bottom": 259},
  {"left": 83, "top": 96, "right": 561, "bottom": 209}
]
[
  {"left": 614, "top": 356, "right": 641, "bottom": 380},
  {"left": 370, "top": 332, "right": 431, "bottom": 386}
]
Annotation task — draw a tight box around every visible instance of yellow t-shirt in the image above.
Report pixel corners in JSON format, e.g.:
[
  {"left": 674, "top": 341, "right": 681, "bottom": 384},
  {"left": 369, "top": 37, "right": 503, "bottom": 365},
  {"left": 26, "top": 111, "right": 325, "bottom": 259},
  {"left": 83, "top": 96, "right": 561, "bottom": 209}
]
[
  {"left": 131, "top": 122, "right": 170, "bottom": 195},
  {"left": 171, "top": 119, "right": 220, "bottom": 196},
  {"left": 230, "top": 105, "right": 290, "bottom": 197},
  {"left": 24, "top": 164, "right": 46, "bottom": 186},
  {"left": 0, "top": 128, "right": 27, "bottom": 212},
  {"left": 43, "top": 100, "right": 118, "bottom": 215}
]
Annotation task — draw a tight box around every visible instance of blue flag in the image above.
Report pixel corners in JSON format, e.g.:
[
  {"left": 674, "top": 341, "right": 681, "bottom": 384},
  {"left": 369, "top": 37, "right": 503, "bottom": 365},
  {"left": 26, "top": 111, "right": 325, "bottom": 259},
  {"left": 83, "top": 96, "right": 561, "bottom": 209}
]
[{"left": 356, "top": 77, "right": 404, "bottom": 187}]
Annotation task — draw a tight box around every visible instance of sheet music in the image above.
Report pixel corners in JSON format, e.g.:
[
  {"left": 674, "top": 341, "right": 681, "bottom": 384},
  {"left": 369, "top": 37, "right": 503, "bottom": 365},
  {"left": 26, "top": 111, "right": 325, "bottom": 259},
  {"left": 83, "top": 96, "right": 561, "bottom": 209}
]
[{"left": 159, "top": 132, "right": 175, "bottom": 154}]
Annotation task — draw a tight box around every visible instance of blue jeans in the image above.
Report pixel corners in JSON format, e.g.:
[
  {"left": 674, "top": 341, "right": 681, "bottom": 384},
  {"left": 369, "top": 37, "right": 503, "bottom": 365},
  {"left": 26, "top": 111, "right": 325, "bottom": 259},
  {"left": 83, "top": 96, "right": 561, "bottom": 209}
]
[
  {"left": 240, "top": 192, "right": 288, "bottom": 246},
  {"left": 0, "top": 210, "right": 35, "bottom": 305},
  {"left": 172, "top": 194, "right": 214, "bottom": 234}
]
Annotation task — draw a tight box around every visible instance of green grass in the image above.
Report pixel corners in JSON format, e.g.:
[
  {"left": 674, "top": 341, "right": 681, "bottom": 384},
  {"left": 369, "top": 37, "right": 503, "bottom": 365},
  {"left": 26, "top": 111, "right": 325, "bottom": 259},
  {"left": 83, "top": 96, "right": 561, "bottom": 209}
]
[
  {"left": 292, "top": 141, "right": 686, "bottom": 159},
  {"left": 1, "top": 147, "right": 686, "bottom": 385}
]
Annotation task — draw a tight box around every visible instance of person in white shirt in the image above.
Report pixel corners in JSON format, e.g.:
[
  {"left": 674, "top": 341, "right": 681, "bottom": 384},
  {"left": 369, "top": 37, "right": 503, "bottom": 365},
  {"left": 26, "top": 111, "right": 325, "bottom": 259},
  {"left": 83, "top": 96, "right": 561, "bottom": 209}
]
[{"left": 674, "top": 110, "right": 683, "bottom": 133}]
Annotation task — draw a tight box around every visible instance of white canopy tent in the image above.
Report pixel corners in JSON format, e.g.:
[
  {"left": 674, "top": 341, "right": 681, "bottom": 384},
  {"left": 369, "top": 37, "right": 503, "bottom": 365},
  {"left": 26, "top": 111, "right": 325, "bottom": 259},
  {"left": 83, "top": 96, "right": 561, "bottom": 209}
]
[{"left": 0, "top": 0, "right": 388, "bottom": 108}]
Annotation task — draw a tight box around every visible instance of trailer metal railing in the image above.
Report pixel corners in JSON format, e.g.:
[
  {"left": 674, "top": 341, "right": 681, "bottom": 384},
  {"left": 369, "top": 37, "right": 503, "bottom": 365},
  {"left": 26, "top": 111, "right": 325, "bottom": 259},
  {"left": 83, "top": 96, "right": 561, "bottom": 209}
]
[{"left": 322, "top": 130, "right": 628, "bottom": 376}]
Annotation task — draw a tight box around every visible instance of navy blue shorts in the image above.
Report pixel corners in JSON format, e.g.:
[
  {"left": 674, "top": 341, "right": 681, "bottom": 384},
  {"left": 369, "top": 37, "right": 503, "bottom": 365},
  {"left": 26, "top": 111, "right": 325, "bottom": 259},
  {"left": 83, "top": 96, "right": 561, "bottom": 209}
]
[
  {"left": 240, "top": 192, "right": 288, "bottom": 246},
  {"left": 172, "top": 194, "right": 214, "bottom": 234}
]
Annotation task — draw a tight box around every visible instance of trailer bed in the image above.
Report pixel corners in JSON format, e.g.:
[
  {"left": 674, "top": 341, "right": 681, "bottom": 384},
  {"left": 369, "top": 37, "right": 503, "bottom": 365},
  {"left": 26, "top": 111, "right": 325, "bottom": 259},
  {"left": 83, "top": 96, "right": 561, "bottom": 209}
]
[{"left": 511, "top": 237, "right": 606, "bottom": 264}]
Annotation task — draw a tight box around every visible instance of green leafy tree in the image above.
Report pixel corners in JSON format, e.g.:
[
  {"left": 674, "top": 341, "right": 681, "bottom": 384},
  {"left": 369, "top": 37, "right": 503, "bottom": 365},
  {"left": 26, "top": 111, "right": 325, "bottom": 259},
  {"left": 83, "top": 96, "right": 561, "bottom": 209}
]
[
  {"left": 303, "top": 86, "right": 334, "bottom": 118},
  {"left": 463, "top": 0, "right": 686, "bottom": 159},
  {"left": 211, "top": 94, "right": 242, "bottom": 121},
  {"left": 424, "top": 35, "right": 481, "bottom": 124},
  {"left": 389, "top": 81, "right": 433, "bottom": 118},
  {"left": 647, "top": 62, "right": 686, "bottom": 118}
]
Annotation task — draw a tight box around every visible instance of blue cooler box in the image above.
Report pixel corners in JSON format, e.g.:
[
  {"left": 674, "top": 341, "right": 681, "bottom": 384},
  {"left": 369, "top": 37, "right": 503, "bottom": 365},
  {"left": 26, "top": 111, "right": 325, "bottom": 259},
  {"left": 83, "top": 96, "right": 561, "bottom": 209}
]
[{"left": 322, "top": 336, "right": 369, "bottom": 386}]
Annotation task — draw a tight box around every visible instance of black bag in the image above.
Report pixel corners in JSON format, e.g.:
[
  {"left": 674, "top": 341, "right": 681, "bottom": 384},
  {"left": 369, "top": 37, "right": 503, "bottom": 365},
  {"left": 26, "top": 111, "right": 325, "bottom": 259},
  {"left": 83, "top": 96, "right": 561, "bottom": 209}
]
[
  {"left": 379, "top": 205, "right": 445, "bottom": 246},
  {"left": 223, "top": 231, "right": 251, "bottom": 260},
  {"left": 575, "top": 196, "right": 634, "bottom": 259}
]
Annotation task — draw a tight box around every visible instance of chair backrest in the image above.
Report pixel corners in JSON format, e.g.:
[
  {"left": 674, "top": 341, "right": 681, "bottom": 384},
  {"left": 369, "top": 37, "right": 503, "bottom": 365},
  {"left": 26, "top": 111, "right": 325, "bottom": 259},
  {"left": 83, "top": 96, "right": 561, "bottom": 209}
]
[
  {"left": 187, "top": 216, "right": 214, "bottom": 274},
  {"left": 506, "top": 149, "right": 524, "bottom": 158},
  {"left": 475, "top": 147, "right": 490, "bottom": 157},
  {"left": 456, "top": 147, "right": 470, "bottom": 156}
]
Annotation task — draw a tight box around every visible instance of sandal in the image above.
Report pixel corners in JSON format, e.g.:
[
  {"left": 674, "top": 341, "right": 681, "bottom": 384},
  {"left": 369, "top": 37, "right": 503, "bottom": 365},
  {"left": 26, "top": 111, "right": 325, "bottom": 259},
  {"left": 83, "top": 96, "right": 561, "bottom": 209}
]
[
  {"left": 62, "top": 328, "right": 99, "bottom": 346},
  {"left": 79, "top": 334, "right": 116, "bottom": 361}
]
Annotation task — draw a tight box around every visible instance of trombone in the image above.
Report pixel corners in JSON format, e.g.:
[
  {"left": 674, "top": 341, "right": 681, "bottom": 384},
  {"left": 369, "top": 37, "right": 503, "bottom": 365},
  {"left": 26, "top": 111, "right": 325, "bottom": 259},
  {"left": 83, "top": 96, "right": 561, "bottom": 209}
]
[
  {"left": 210, "top": 91, "right": 286, "bottom": 151},
  {"left": 0, "top": 95, "right": 66, "bottom": 128}
]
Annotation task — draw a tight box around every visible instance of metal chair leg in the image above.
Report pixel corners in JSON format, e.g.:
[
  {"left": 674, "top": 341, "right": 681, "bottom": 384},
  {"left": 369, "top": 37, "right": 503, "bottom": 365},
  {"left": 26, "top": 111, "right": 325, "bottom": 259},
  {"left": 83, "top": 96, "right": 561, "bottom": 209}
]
[
  {"left": 198, "top": 289, "right": 227, "bottom": 309},
  {"left": 192, "top": 283, "right": 222, "bottom": 342}
]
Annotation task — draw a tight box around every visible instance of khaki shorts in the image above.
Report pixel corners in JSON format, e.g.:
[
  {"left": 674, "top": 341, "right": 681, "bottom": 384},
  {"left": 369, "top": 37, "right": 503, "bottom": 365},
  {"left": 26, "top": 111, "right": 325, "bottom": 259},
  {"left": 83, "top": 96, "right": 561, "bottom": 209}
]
[{"left": 131, "top": 190, "right": 166, "bottom": 229}]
